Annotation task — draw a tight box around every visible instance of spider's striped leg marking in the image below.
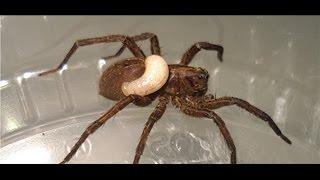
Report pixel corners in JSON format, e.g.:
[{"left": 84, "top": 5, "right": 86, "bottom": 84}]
[
  {"left": 60, "top": 94, "right": 141, "bottom": 164},
  {"left": 39, "top": 34, "right": 145, "bottom": 76},
  {"left": 133, "top": 94, "right": 169, "bottom": 164},
  {"left": 179, "top": 42, "right": 224, "bottom": 65}
]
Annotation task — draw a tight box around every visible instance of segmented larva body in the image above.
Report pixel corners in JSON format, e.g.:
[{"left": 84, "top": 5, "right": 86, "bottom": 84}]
[{"left": 121, "top": 55, "right": 169, "bottom": 96}]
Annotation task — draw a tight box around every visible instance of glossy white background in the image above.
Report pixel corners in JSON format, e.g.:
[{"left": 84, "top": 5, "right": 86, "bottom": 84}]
[{"left": 0, "top": 16, "right": 319, "bottom": 163}]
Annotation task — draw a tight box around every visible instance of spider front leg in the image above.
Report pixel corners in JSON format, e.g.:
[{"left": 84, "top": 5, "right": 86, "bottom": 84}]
[
  {"left": 179, "top": 42, "right": 224, "bottom": 65},
  {"left": 133, "top": 94, "right": 169, "bottom": 164},
  {"left": 174, "top": 98, "right": 236, "bottom": 164},
  {"left": 60, "top": 94, "right": 140, "bottom": 164},
  {"left": 103, "top": 32, "right": 161, "bottom": 60},
  {"left": 39, "top": 34, "right": 146, "bottom": 76},
  {"left": 198, "top": 96, "right": 292, "bottom": 144}
]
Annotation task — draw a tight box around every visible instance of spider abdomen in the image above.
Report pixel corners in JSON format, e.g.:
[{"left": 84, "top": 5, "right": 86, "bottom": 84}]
[{"left": 99, "top": 58, "right": 145, "bottom": 101}]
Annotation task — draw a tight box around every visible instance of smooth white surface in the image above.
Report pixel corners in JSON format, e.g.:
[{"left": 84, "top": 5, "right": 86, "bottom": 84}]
[
  {"left": 122, "top": 55, "right": 169, "bottom": 96},
  {"left": 1, "top": 16, "right": 320, "bottom": 163}
]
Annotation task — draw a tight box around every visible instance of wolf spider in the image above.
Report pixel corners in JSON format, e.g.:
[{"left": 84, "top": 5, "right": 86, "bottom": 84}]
[{"left": 39, "top": 32, "right": 292, "bottom": 164}]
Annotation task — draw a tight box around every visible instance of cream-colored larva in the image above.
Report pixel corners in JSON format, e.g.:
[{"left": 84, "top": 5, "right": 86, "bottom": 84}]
[{"left": 121, "top": 55, "right": 169, "bottom": 96}]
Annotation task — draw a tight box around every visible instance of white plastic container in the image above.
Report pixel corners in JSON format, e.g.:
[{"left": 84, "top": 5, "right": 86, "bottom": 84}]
[{"left": 1, "top": 16, "right": 319, "bottom": 163}]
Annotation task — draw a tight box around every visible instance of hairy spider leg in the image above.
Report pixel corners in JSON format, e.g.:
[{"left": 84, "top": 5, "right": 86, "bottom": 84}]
[
  {"left": 196, "top": 96, "right": 292, "bottom": 144},
  {"left": 39, "top": 34, "right": 146, "bottom": 76},
  {"left": 60, "top": 94, "right": 141, "bottom": 164},
  {"left": 133, "top": 94, "right": 170, "bottom": 164},
  {"left": 173, "top": 96, "right": 236, "bottom": 164},
  {"left": 103, "top": 32, "right": 161, "bottom": 60},
  {"left": 180, "top": 42, "right": 224, "bottom": 65}
]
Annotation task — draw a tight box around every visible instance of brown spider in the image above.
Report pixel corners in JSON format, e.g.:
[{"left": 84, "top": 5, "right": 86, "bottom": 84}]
[{"left": 38, "top": 32, "right": 292, "bottom": 164}]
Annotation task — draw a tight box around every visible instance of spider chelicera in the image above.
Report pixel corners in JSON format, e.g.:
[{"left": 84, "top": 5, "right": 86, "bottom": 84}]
[{"left": 39, "top": 32, "right": 292, "bottom": 164}]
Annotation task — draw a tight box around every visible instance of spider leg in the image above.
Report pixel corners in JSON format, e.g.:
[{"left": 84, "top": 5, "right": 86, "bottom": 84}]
[
  {"left": 102, "top": 45, "right": 126, "bottom": 60},
  {"left": 133, "top": 94, "right": 169, "bottom": 164},
  {"left": 198, "top": 96, "right": 292, "bottom": 144},
  {"left": 39, "top": 34, "right": 146, "bottom": 76},
  {"left": 174, "top": 97, "right": 236, "bottom": 164},
  {"left": 102, "top": 32, "right": 161, "bottom": 60},
  {"left": 179, "top": 42, "right": 224, "bottom": 65},
  {"left": 60, "top": 94, "right": 140, "bottom": 164}
]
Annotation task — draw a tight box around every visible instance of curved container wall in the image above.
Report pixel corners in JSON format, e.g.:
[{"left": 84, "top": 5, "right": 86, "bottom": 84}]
[{"left": 0, "top": 16, "right": 319, "bottom": 163}]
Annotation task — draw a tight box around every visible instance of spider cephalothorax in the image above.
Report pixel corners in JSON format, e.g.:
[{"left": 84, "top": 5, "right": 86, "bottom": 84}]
[
  {"left": 39, "top": 32, "right": 291, "bottom": 164},
  {"left": 165, "top": 65, "right": 210, "bottom": 97}
]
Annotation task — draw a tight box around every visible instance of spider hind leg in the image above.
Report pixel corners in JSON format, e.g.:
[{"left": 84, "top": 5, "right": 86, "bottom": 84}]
[
  {"left": 102, "top": 32, "right": 161, "bottom": 60},
  {"left": 39, "top": 34, "right": 146, "bottom": 76}
]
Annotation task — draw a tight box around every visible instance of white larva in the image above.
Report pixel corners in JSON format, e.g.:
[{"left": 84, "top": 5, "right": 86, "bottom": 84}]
[{"left": 121, "top": 55, "right": 169, "bottom": 96}]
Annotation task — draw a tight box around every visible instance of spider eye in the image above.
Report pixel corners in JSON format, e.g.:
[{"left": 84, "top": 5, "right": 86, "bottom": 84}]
[{"left": 198, "top": 74, "right": 207, "bottom": 79}]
